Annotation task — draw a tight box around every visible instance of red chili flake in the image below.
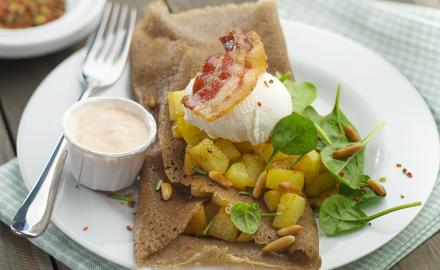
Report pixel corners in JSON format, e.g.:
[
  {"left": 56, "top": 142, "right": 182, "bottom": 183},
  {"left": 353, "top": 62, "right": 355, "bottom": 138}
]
[
  {"left": 406, "top": 172, "right": 413, "bottom": 178},
  {"left": 338, "top": 171, "right": 345, "bottom": 177},
  {"left": 396, "top": 163, "right": 402, "bottom": 168},
  {"left": 82, "top": 225, "right": 89, "bottom": 232},
  {"left": 400, "top": 195, "right": 405, "bottom": 199},
  {"left": 257, "top": 101, "right": 262, "bottom": 107},
  {"left": 126, "top": 225, "right": 133, "bottom": 232}
]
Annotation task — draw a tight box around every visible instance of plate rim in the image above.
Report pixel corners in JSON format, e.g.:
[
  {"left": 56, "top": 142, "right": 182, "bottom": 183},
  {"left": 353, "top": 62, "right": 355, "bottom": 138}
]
[
  {"left": 16, "top": 19, "right": 440, "bottom": 269},
  {"left": 0, "top": 0, "right": 106, "bottom": 58}
]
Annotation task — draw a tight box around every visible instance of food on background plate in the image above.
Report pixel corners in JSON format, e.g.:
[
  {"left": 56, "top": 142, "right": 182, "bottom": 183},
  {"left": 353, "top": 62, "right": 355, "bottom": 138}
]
[
  {"left": 0, "top": 0, "right": 65, "bottom": 28},
  {"left": 131, "top": 0, "right": 420, "bottom": 269}
]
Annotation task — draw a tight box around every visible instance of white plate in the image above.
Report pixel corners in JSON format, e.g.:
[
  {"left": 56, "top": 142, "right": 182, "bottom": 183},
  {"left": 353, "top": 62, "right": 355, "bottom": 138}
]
[
  {"left": 0, "top": 0, "right": 105, "bottom": 58},
  {"left": 17, "top": 20, "right": 439, "bottom": 270}
]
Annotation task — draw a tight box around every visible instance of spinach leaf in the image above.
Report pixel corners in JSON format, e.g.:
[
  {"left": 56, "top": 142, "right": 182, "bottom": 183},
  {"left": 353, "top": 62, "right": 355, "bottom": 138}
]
[
  {"left": 230, "top": 202, "right": 262, "bottom": 234},
  {"left": 319, "top": 195, "right": 421, "bottom": 236},
  {"left": 275, "top": 71, "right": 317, "bottom": 114},
  {"left": 263, "top": 113, "right": 318, "bottom": 170},
  {"left": 303, "top": 85, "right": 361, "bottom": 149},
  {"left": 320, "top": 122, "right": 384, "bottom": 189},
  {"left": 339, "top": 175, "right": 384, "bottom": 208}
]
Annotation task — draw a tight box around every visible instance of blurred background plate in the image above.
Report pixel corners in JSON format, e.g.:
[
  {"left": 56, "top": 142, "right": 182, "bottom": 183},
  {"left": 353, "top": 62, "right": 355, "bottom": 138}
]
[{"left": 0, "top": 0, "right": 105, "bottom": 58}]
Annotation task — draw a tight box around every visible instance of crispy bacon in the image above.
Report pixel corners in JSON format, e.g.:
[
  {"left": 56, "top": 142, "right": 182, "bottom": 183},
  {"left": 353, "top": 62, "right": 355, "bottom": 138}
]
[{"left": 182, "top": 28, "right": 267, "bottom": 122}]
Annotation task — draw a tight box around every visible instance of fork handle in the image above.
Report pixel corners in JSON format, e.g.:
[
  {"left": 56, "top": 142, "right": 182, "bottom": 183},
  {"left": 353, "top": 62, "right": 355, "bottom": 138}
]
[
  {"left": 10, "top": 136, "right": 68, "bottom": 237},
  {"left": 10, "top": 81, "right": 97, "bottom": 238}
]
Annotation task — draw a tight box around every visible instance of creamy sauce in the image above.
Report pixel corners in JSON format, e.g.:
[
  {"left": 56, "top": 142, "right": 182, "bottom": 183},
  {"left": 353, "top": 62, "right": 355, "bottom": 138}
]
[{"left": 69, "top": 103, "right": 148, "bottom": 154}]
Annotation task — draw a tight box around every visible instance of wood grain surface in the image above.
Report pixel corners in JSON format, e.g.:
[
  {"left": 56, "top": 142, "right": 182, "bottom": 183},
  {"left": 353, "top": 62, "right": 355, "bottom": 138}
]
[{"left": 0, "top": 0, "right": 439, "bottom": 270}]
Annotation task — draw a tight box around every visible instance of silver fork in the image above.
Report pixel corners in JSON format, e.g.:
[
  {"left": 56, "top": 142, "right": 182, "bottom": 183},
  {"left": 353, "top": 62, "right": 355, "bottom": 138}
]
[{"left": 10, "top": 2, "right": 137, "bottom": 238}]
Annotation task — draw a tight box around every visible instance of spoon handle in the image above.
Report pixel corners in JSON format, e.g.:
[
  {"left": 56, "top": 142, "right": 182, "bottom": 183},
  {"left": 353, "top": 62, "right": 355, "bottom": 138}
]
[{"left": 10, "top": 136, "right": 68, "bottom": 238}]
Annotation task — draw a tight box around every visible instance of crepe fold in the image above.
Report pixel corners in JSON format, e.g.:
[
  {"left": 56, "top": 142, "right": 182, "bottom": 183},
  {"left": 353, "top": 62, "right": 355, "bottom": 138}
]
[{"left": 131, "top": 0, "right": 320, "bottom": 269}]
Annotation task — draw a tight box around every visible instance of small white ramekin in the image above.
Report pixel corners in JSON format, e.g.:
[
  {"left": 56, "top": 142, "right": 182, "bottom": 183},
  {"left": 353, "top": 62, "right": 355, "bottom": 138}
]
[{"left": 62, "top": 97, "right": 156, "bottom": 191}]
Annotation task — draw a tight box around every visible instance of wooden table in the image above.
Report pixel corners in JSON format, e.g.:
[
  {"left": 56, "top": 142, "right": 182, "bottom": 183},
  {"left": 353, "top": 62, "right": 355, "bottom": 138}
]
[{"left": 1, "top": 0, "right": 439, "bottom": 269}]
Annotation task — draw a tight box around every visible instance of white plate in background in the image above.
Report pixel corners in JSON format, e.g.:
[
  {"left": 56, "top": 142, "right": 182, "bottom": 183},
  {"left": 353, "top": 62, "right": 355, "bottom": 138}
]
[
  {"left": 0, "top": 0, "right": 105, "bottom": 58},
  {"left": 17, "top": 20, "right": 439, "bottom": 269}
]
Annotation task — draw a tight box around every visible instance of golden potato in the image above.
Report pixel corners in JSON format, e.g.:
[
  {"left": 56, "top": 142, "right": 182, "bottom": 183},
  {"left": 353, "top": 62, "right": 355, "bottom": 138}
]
[
  {"left": 236, "top": 232, "right": 254, "bottom": 242},
  {"left": 188, "top": 138, "right": 229, "bottom": 173},
  {"left": 212, "top": 193, "right": 229, "bottom": 207},
  {"left": 176, "top": 117, "right": 207, "bottom": 145},
  {"left": 184, "top": 206, "right": 207, "bottom": 236},
  {"left": 190, "top": 185, "right": 212, "bottom": 198},
  {"left": 225, "top": 162, "right": 253, "bottom": 190},
  {"left": 292, "top": 150, "right": 321, "bottom": 184},
  {"left": 234, "top": 141, "right": 254, "bottom": 154},
  {"left": 183, "top": 147, "right": 196, "bottom": 176},
  {"left": 305, "top": 171, "right": 338, "bottom": 197},
  {"left": 208, "top": 207, "right": 239, "bottom": 241},
  {"left": 256, "top": 143, "right": 293, "bottom": 162},
  {"left": 204, "top": 202, "right": 220, "bottom": 222},
  {"left": 214, "top": 139, "right": 241, "bottom": 162},
  {"left": 266, "top": 168, "right": 304, "bottom": 191},
  {"left": 273, "top": 193, "right": 306, "bottom": 229},
  {"left": 310, "top": 186, "right": 339, "bottom": 208},
  {"left": 263, "top": 190, "right": 281, "bottom": 212},
  {"left": 241, "top": 154, "right": 264, "bottom": 182},
  {"left": 167, "top": 90, "right": 185, "bottom": 121}
]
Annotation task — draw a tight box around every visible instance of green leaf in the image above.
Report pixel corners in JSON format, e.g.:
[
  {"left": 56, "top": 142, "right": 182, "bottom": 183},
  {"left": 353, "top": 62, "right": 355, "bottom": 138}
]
[
  {"left": 263, "top": 113, "right": 318, "bottom": 171},
  {"left": 319, "top": 195, "right": 422, "bottom": 236},
  {"left": 339, "top": 175, "right": 384, "bottom": 208},
  {"left": 284, "top": 81, "right": 317, "bottom": 113},
  {"left": 320, "top": 122, "right": 384, "bottom": 189},
  {"left": 320, "top": 142, "right": 364, "bottom": 189},
  {"left": 303, "top": 86, "right": 361, "bottom": 149},
  {"left": 230, "top": 202, "right": 262, "bottom": 234},
  {"left": 319, "top": 195, "right": 368, "bottom": 235},
  {"left": 272, "top": 113, "right": 318, "bottom": 155}
]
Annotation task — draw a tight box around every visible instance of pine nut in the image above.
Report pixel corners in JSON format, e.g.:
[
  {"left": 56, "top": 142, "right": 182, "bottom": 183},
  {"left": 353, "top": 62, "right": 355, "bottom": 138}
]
[
  {"left": 161, "top": 182, "right": 173, "bottom": 200},
  {"left": 332, "top": 142, "right": 363, "bottom": 159},
  {"left": 262, "top": 236, "right": 296, "bottom": 253},
  {"left": 277, "top": 225, "right": 303, "bottom": 236},
  {"left": 208, "top": 170, "right": 232, "bottom": 188},
  {"left": 367, "top": 178, "right": 387, "bottom": 196},
  {"left": 252, "top": 170, "right": 267, "bottom": 198},
  {"left": 344, "top": 125, "right": 360, "bottom": 142},
  {"left": 278, "top": 182, "right": 302, "bottom": 195}
]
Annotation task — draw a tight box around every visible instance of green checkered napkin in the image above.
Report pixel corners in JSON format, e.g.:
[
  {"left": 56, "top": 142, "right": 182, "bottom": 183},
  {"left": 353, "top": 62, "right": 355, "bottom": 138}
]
[{"left": 1, "top": 0, "right": 440, "bottom": 269}]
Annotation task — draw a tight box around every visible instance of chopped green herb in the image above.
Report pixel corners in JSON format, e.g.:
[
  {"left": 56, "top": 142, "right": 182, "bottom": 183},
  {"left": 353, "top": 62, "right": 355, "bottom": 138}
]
[
  {"left": 203, "top": 218, "right": 214, "bottom": 235},
  {"left": 379, "top": 177, "right": 387, "bottom": 183},
  {"left": 155, "top": 179, "right": 163, "bottom": 191},
  {"left": 230, "top": 202, "right": 262, "bottom": 234},
  {"left": 238, "top": 191, "right": 250, "bottom": 196},
  {"left": 192, "top": 167, "right": 208, "bottom": 175},
  {"left": 111, "top": 194, "right": 137, "bottom": 202}
]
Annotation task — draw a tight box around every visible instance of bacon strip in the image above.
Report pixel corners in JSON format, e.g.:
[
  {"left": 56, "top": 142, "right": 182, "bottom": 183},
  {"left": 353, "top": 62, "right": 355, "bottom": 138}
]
[{"left": 182, "top": 28, "right": 267, "bottom": 122}]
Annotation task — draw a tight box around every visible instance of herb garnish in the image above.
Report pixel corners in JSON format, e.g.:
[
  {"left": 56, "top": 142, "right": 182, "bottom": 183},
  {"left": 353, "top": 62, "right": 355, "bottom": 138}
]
[
  {"left": 319, "top": 195, "right": 421, "bottom": 235},
  {"left": 230, "top": 202, "right": 280, "bottom": 234},
  {"left": 320, "top": 122, "right": 384, "bottom": 189},
  {"left": 155, "top": 179, "right": 163, "bottom": 191},
  {"left": 110, "top": 193, "right": 137, "bottom": 202},
  {"left": 263, "top": 113, "right": 318, "bottom": 171},
  {"left": 192, "top": 167, "right": 208, "bottom": 175},
  {"left": 276, "top": 71, "right": 317, "bottom": 114}
]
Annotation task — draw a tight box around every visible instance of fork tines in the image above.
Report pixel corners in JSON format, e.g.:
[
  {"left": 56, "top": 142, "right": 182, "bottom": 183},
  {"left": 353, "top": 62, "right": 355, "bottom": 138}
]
[{"left": 85, "top": 2, "right": 137, "bottom": 66}]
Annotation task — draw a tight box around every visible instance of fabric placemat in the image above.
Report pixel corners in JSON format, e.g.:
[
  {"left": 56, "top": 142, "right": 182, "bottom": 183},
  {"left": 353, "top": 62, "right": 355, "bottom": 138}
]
[{"left": 1, "top": 0, "right": 439, "bottom": 269}]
